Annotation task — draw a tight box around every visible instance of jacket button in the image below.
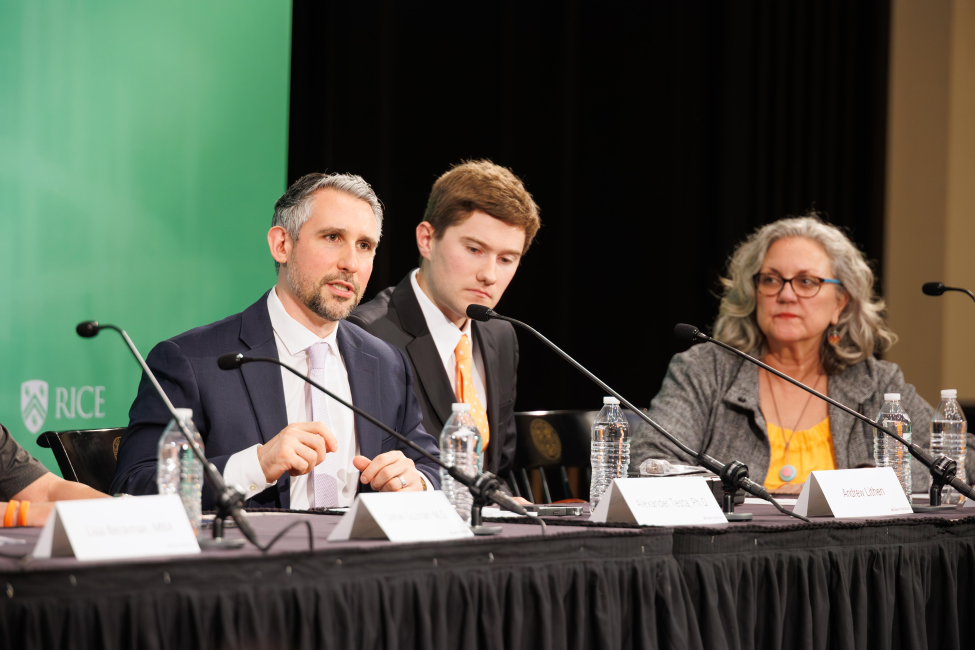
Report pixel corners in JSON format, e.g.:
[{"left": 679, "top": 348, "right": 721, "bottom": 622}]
[{"left": 738, "top": 397, "right": 746, "bottom": 403}]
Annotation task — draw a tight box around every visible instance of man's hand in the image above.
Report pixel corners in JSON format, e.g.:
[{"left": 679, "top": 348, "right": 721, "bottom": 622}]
[
  {"left": 353, "top": 451, "right": 425, "bottom": 492},
  {"left": 257, "top": 422, "right": 338, "bottom": 483}
]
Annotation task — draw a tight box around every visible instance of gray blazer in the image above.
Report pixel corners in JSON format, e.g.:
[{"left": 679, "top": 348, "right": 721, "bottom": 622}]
[{"left": 630, "top": 343, "right": 973, "bottom": 489}]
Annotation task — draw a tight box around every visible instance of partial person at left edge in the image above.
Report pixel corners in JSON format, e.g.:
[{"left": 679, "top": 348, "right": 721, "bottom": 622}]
[
  {"left": 111, "top": 173, "right": 442, "bottom": 510},
  {"left": 1, "top": 423, "right": 106, "bottom": 527}
]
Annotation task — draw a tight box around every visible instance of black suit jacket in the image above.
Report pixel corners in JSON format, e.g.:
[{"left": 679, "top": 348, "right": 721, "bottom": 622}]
[
  {"left": 348, "top": 274, "right": 519, "bottom": 479},
  {"left": 111, "top": 291, "right": 441, "bottom": 509}
]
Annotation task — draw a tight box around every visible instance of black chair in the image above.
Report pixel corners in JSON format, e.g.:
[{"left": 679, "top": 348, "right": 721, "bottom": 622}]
[
  {"left": 37, "top": 428, "right": 126, "bottom": 494},
  {"left": 509, "top": 409, "right": 646, "bottom": 503}
]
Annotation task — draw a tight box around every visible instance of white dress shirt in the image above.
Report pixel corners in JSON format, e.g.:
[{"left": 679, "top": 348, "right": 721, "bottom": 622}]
[
  {"left": 223, "top": 287, "right": 359, "bottom": 508},
  {"left": 410, "top": 268, "right": 488, "bottom": 412}
]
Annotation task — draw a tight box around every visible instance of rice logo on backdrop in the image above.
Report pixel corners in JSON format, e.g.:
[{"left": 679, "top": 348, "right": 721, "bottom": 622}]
[
  {"left": 19, "top": 380, "right": 105, "bottom": 434},
  {"left": 21, "top": 380, "right": 49, "bottom": 434}
]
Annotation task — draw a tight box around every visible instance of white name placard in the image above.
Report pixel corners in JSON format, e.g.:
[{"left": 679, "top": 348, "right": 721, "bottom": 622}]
[
  {"left": 33, "top": 495, "right": 201, "bottom": 561},
  {"left": 794, "top": 468, "right": 912, "bottom": 518},
  {"left": 589, "top": 477, "right": 728, "bottom": 526},
  {"left": 327, "top": 492, "right": 475, "bottom": 543}
]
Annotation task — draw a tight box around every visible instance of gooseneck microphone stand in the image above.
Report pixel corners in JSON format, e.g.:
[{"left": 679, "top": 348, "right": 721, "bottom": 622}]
[
  {"left": 676, "top": 323, "right": 975, "bottom": 511},
  {"left": 215, "top": 353, "right": 532, "bottom": 535},
  {"left": 466, "top": 305, "right": 810, "bottom": 524},
  {"left": 76, "top": 322, "right": 314, "bottom": 552}
]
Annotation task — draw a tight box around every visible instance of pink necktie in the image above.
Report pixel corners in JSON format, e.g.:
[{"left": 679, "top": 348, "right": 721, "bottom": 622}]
[{"left": 309, "top": 342, "right": 339, "bottom": 508}]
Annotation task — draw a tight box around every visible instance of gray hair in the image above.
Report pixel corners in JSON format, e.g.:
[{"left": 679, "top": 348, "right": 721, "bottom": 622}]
[
  {"left": 271, "top": 172, "right": 384, "bottom": 272},
  {"left": 713, "top": 214, "right": 896, "bottom": 375}
]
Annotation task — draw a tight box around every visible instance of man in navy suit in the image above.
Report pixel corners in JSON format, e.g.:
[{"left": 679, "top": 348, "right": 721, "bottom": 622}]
[{"left": 112, "top": 173, "right": 441, "bottom": 509}]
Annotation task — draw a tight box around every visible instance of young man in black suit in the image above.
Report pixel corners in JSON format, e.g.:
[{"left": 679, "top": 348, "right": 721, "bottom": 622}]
[{"left": 349, "top": 160, "right": 540, "bottom": 486}]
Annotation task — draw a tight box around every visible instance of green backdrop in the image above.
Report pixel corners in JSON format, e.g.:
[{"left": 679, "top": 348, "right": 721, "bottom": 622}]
[{"left": 0, "top": 1, "right": 293, "bottom": 476}]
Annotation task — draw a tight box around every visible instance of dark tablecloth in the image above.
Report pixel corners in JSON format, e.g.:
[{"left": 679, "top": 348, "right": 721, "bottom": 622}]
[
  {"left": 2, "top": 504, "right": 975, "bottom": 650},
  {"left": 0, "top": 513, "right": 697, "bottom": 650}
]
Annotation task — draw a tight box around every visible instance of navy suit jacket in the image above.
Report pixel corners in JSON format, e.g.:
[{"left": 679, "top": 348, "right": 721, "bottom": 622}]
[{"left": 111, "top": 292, "right": 442, "bottom": 509}]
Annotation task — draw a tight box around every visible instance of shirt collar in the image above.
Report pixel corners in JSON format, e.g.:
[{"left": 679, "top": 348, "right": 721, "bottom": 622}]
[
  {"left": 410, "top": 268, "right": 471, "bottom": 366},
  {"left": 267, "top": 286, "right": 340, "bottom": 357}
]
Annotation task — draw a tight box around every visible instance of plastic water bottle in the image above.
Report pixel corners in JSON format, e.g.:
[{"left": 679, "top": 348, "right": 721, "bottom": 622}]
[
  {"left": 875, "top": 393, "right": 912, "bottom": 501},
  {"left": 589, "top": 397, "right": 630, "bottom": 513},
  {"left": 439, "top": 403, "right": 482, "bottom": 522},
  {"left": 157, "top": 408, "right": 205, "bottom": 538},
  {"left": 930, "top": 389, "right": 967, "bottom": 505}
]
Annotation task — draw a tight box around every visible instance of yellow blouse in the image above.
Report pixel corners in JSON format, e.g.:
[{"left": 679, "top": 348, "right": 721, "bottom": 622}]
[{"left": 764, "top": 417, "right": 836, "bottom": 491}]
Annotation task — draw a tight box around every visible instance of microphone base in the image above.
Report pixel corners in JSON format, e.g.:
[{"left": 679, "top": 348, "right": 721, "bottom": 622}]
[
  {"left": 470, "top": 503, "right": 504, "bottom": 536},
  {"left": 471, "top": 525, "right": 505, "bottom": 536},
  {"left": 719, "top": 460, "right": 754, "bottom": 522},
  {"left": 199, "top": 536, "right": 247, "bottom": 550},
  {"left": 912, "top": 503, "right": 962, "bottom": 513},
  {"left": 199, "top": 514, "right": 247, "bottom": 550}
]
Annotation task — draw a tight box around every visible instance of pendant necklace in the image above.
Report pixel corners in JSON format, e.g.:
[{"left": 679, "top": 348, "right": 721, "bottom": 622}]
[{"left": 765, "top": 366, "right": 820, "bottom": 483}]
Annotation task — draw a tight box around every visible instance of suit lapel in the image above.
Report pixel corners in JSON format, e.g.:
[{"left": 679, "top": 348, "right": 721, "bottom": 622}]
[
  {"left": 337, "top": 322, "right": 382, "bottom": 461},
  {"left": 391, "top": 277, "right": 454, "bottom": 430},
  {"left": 236, "top": 292, "right": 290, "bottom": 507},
  {"left": 473, "top": 321, "right": 502, "bottom": 472},
  {"left": 237, "top": 293, "right": 289, "bottom": 446}
]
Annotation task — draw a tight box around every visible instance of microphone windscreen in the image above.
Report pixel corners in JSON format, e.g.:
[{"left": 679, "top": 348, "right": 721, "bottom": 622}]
[
  {"left": 217, "top": 353, "right": 244, "bottom": 370},
  {"left": 76, "top": 321, "right": 100, "bottom": 338},
  {"left": 674, "top": 323, "right": 702, "bottom": 342},
  {"left": 922, "top": 282, "right": 946, "bottom": 296},
  {"left": 466, "top": 304, "right": 493, "bottom": 322}
]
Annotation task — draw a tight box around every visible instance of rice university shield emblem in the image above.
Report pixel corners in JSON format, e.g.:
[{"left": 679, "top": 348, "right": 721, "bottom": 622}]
[{"left": 21, "top": 380, "right": 49, "bottom": 434}]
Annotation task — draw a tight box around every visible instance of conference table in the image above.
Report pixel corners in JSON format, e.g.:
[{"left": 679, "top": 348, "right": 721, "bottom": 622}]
[{"left": 2, "top": 501, "right": 974, "bottom": 650}]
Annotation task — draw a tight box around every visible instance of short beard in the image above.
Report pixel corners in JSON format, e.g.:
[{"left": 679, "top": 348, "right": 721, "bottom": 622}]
[{"left": 285, "top": 252, "right": 362, "bottom": 322}]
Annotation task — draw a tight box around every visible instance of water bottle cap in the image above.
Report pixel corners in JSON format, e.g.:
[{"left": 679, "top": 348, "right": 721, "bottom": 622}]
[
  {"left": 603, "top": 396, "right": 620, "bottom": 405},
  {"left": 174, "top": 408, "right": 193, "bottom": 420},
  {"left": 941, "top": 389, "right": 958, "bottom": 398},
  {"left": 884, "top": 393, "right": 901, "bottom": 401},
  {"left": 451, "top": 402, "right": 471, "bottom": 413}
]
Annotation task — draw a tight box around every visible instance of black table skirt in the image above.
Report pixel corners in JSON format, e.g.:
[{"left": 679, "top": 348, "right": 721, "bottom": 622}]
[
  {"left": 0, "top": 516, "right": 697, "bottom": 650},
  {"left": 3, "top": 508, "right": 975, "bottom": 650},
  {"left": 675, "top": 517, "right": 975, "bottom": 650}
]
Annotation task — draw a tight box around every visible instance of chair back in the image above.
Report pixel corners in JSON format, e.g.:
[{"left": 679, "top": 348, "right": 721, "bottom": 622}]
[
  {"left": 510, "top": 409, "right": 645, "bottom": 503},
  {"left": 37, "top": 428, "right": 126, "bottom": 494}
]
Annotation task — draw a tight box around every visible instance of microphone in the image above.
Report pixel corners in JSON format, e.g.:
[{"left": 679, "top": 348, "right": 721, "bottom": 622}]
[
  {"left": 678, "top": 323, "right": 975, "bottom": 509},
  {"left": 922, "top": 282, "right": 945, "bottom": 296},
  {"left": 77, "top": 322, "right": 265, "bottom": 550},
  {"left": 217, "top": 353, "right": 529, "bottom": 522},
  {"left": 466, "top": 304, "right": 498, "bottom": 322},
  {"left": 467, "top": 305, "right": 809, "bottom": 523},
  {"left": 673, "top": 323, "right": 704, "bottom": 342},
  {"left": 217, "top": 353, "right": 244, "bottom": 370},
  {"left": 922, "top": 282, "right": 975, "bottom": 304},
  {"left": 76, "top": 321, "right": 101, "bottom": 338}
]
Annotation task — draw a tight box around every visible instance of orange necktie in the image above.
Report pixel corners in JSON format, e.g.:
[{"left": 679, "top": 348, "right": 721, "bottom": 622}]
[{"left": 454, "top": 334, "right": 490, "bottom": 449}]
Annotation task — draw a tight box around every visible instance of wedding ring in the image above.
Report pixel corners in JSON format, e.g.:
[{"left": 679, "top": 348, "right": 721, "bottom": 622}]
[{"left": 399, "top": 475, "right": 407, "bottom": 489}]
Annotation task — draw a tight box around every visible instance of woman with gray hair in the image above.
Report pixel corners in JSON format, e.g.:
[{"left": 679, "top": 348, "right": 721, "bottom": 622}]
[{"left": 631, "top": 215, "right": 961, "bottom": 495}]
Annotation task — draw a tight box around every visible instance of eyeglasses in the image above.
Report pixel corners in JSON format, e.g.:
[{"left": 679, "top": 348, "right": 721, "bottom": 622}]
[{"left": 752, "top": 273, "right": 843, "bottom": 298}]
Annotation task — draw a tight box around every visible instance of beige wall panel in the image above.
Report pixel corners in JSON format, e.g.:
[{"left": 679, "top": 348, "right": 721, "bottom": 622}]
[
  {"left": 942, "top": 0, "right": 975, "bottom": 400},
  {"left": 885, "top": 0, "right": 953, "bottom": 404}
]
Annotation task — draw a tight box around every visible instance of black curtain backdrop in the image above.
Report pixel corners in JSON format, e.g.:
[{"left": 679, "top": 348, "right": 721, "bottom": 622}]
[{"left": 287, "top": 0, "right": 891, "bottom": 412}]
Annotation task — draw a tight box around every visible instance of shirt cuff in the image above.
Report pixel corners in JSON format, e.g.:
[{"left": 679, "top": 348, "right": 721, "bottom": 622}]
[
  {"left": 223, "top": 444, "right": 272, "bottom": 499},
  {"left": 420, "top": 469, "right": 433, "bottom": 491}
]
